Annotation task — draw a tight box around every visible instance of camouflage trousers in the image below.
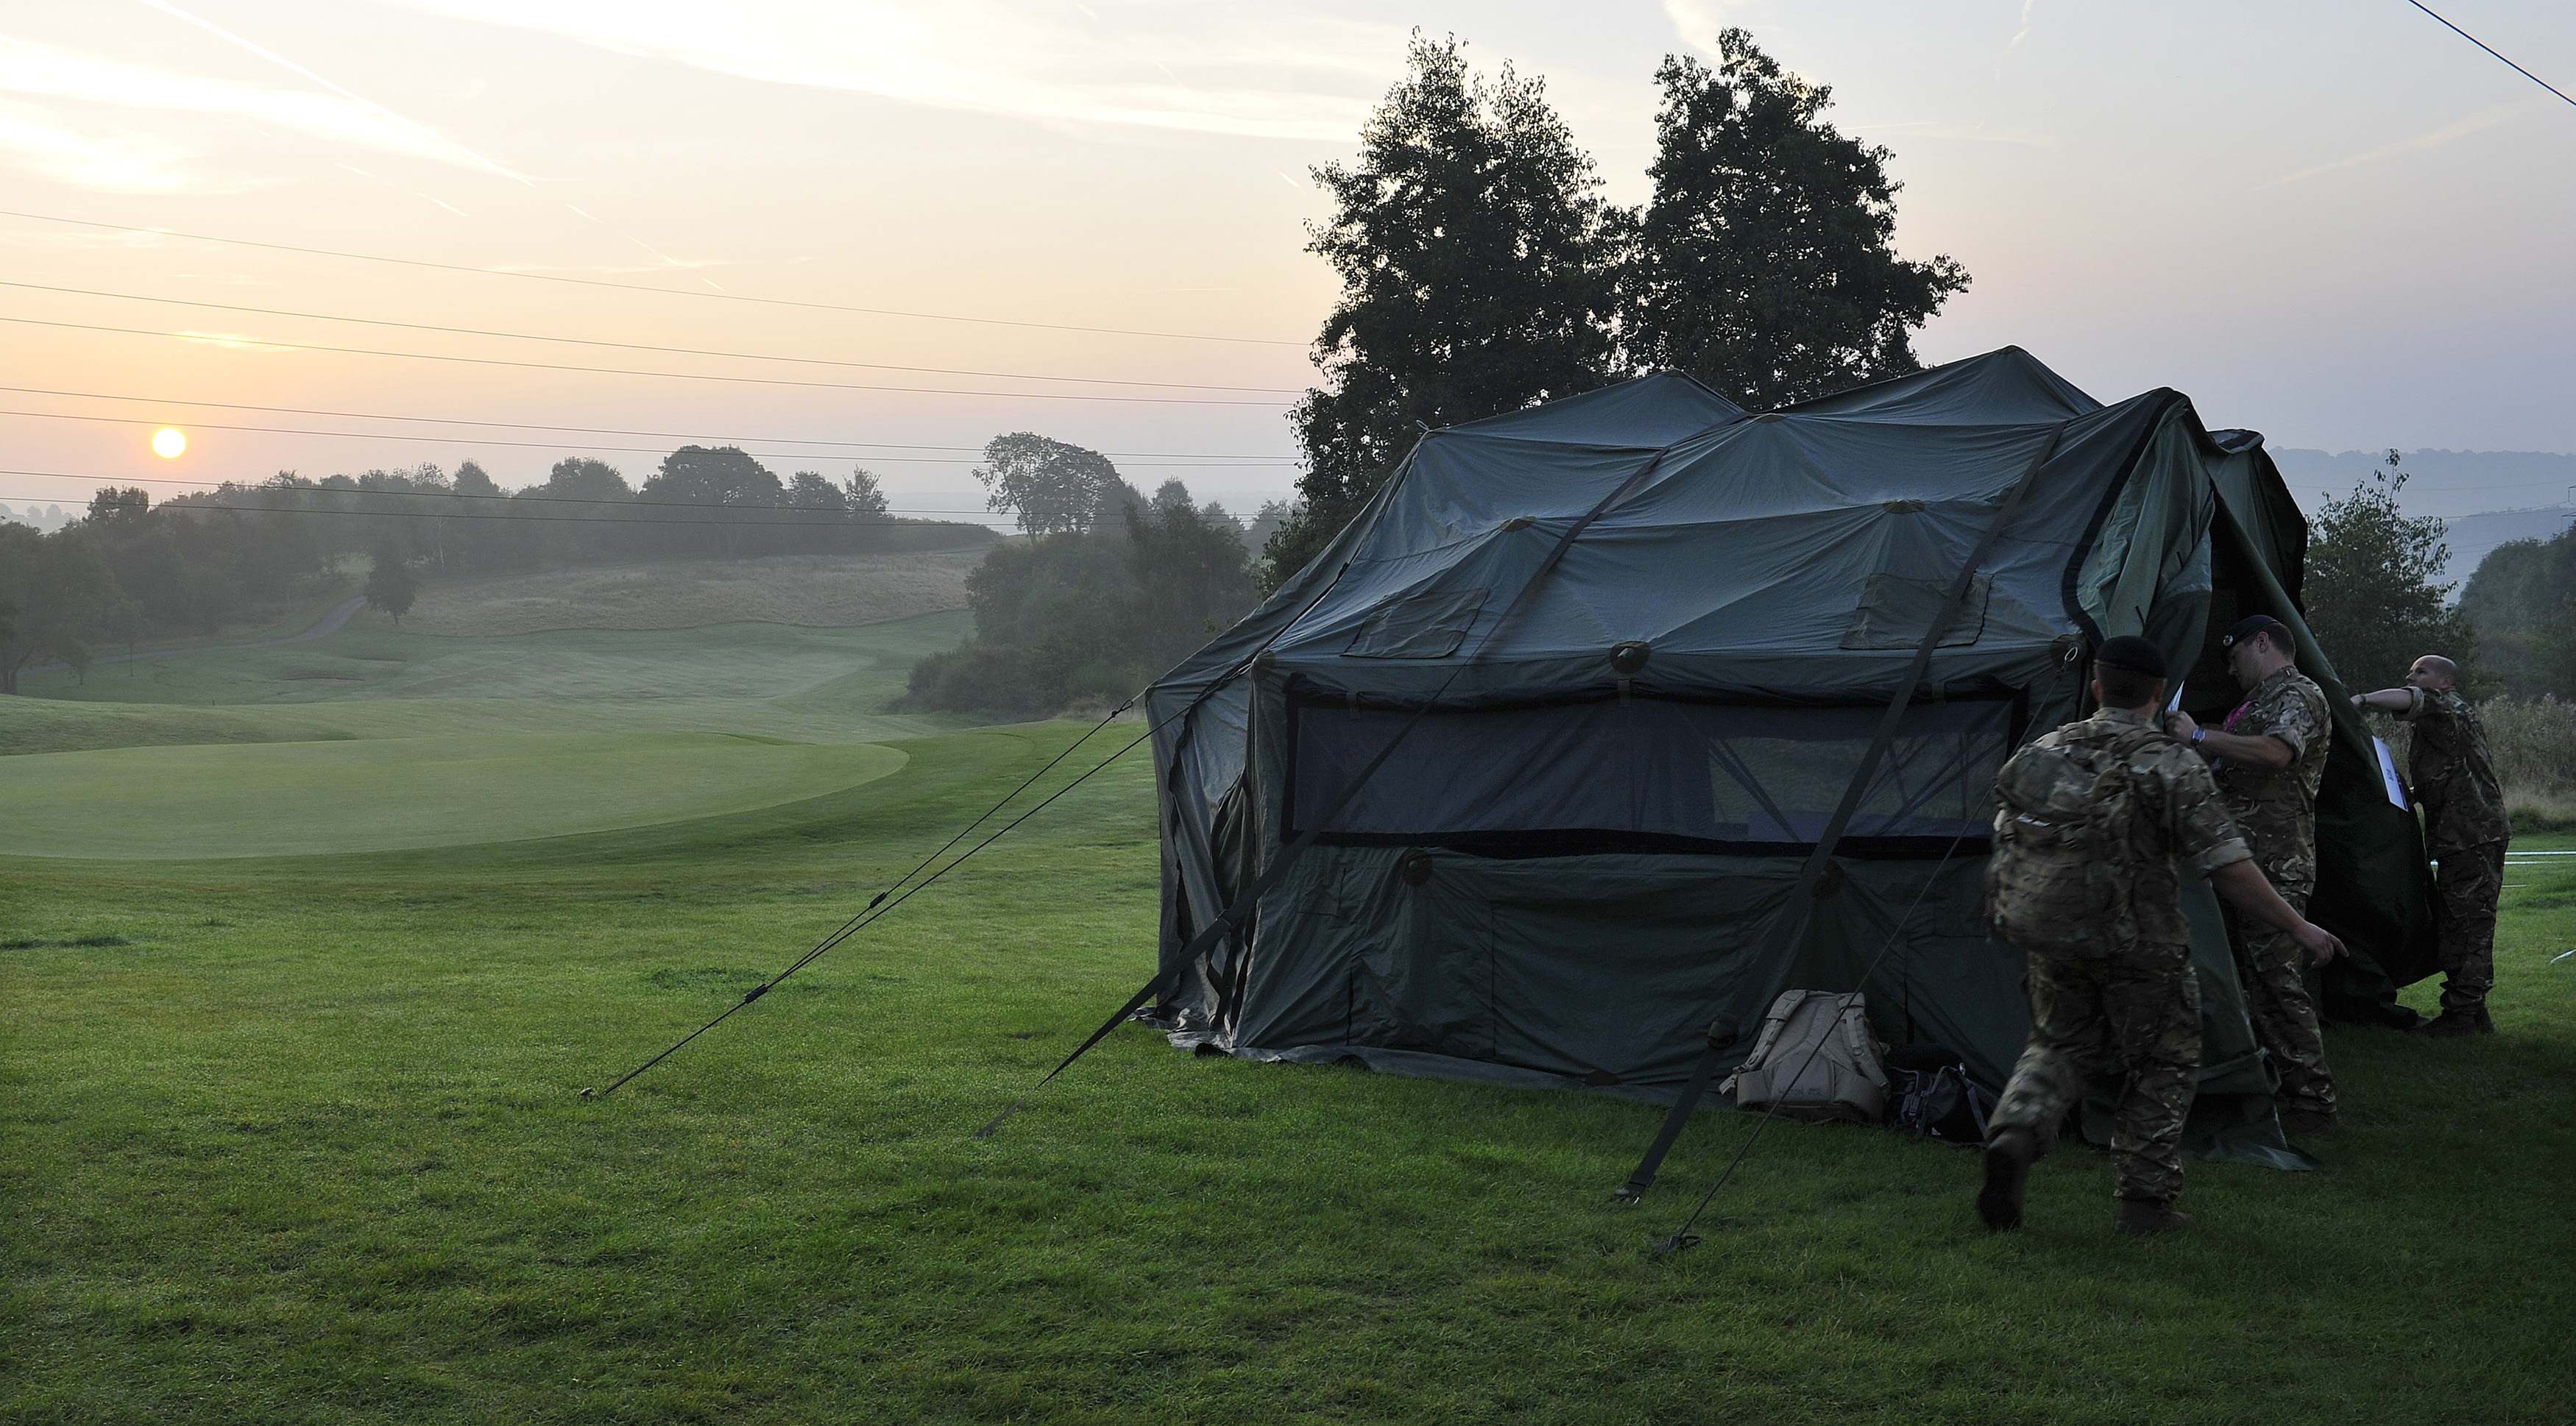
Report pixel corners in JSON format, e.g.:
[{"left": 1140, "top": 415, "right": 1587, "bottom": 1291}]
[
  {"left": 2434, "top": 841, "right": 2508, "bottom": 1013},
  {"left": 2223, "top": 884, "right": 2338, "bottom": 1119},
  {"left": 1990, "top": 950, "right": 2201, "bottom": 1206}
]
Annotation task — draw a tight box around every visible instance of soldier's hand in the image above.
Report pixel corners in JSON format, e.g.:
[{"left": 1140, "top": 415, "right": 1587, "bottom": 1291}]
[
  {"left": 2165, "top": 710, "right": 2199, "bottom": 742},
  {"left": 2294, "top": 921, "right": 2344, "bottom": 966}
]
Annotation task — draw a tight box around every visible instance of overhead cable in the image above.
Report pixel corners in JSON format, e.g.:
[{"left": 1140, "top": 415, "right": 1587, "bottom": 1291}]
[
  {"left": 0, "top": 207, "right": 1308, "bottom": 347},
  {"left": 0, "top": 407, "right": 1293, "bottom": 468},
  {"left": 0, "top": 280, "right": 1305, "bottom": 394},
  {"left": 2405, "top": 0, "right": 2576, "bottom": 110},
  {"left": 0, "top": 316, "right": 1295, "bottom": 407},
  {"left": 588, "top": 702, "right": 1161, "bottom": 1100},
  {"left": 0, "top": 384, "right": 1299, "bottom": 460}
]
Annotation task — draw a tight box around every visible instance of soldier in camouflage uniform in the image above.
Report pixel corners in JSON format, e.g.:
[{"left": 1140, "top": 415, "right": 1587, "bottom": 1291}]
[
  {"left": 1981, "top": 636, "right": 2344, "bottom": 1237},
  {"left": 2353, "top": 653, "right": 2510, "bottom": 1035},
  {"left": 2167, "top": 614, "right": 2339, "bottom": 1135}
]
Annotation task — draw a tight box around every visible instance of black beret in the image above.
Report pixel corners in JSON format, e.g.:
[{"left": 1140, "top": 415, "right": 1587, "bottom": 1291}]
[
  {"left": 2222, "top": 614, "right": 2291, "bottom": 650},
  {"left": 2095, "top": 635, "right": 2167, "bottom": 678}
]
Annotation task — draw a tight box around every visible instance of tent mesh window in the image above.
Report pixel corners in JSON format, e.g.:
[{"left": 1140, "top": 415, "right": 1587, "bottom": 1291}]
[{"left": 1285, "top": 694, "right": 2015, "bottom": 854}]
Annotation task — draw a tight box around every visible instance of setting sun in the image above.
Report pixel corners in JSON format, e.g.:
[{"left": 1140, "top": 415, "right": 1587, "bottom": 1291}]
[{"left": 151, "top": 427, "right": 187, "bottom": 459}]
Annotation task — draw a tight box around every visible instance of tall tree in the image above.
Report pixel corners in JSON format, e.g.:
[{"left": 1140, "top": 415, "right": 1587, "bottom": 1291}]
[
  {"left": 538, "top": 457, "right": 632, "bottom": 506},
  {"left": 1623, "top": 35, "right": 1968, "bottom": 410},
  {"left": 975, "top": 433, "right": 1124, "bottom": 538},
  {"left": 363, "top": 536, "right": 418, "bottom": 626},
  {"left": 452, "top": 460, "right": 503, "bottom": 500},
  {"left": 785, "top": 470, "right": 849, "bottom": 554},
  {"left": 86, "top": 486, "right": 151, "bottom": 523},
  {"left": 843, "top": 467, "right": 891, "bottom": 520},
  {"left": 1269, "top": 33, "right": 1620, "bottom": 587},
  {"left": 2459, "top": 524, "right": 2576, "bottom": 698},
  {"left": 2304, "top": 452, "right": 2473, "bottom": 690},
  {"left": 642, "top": 446, "right": 785, "bottom": 556},
  {"left": 0, "top": 524, "right": 117, "bottom": 694}
]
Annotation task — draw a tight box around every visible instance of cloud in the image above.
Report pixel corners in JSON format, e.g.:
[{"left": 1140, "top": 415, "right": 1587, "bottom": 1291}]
[
  {"left": 0, "top": 101, "right": 208, "bottom": 194},
  {"left": 375, "top": 0, "right": 1404, "bottom": 143},
  {"left": 2258, "top": 103, "right": 2523, "bottom": 190},
  {"left": 138, "top": 0, "right": 530, "bottom": 183},
  {"left": 1662, "top": 0, "right": 1761, "bottom": 55},
  {"left": 0, "top": 35, "right": 521, "bottom": 182},
  {"left": 1851, "top": 118, "right": 2058, "bottom": 149},
  {"left": 1996, "top": 0, "right": 2037, "bottom": 78}
]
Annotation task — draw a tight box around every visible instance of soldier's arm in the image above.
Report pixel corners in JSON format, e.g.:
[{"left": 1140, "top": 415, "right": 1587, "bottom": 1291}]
[
  {"left": 2210, "top": 861, "right": 2347, "bottom": 965},
  {"left": 2164, "top": 716, "right": 2294, "bottom": 770},
  {"left": 2351, "top": 687, "right": 2416, "bottom": 714}
]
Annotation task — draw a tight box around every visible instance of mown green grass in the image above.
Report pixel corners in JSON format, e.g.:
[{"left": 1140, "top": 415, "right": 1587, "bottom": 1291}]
[
  {"left": 0, "top": 734, "right": 907, "bottom": 858},
  {"left": 4, "top": 612, "right": 2574, "bottom": 1423},
  {"left": 1, "top": 611, "right": 971, "bottom": 758}
]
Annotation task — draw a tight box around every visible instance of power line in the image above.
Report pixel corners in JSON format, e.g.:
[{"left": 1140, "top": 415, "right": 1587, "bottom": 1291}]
[
  {"left": 2405, "top": 0, "right": 2576, "bottom": 110},
  {"left": 0, "top": 207, "right": 1309, "bottom": 348},
  {"left": 0, "top": 407, "right": 1295, "bottom": 469},
  {"left": 0, "top": 280, "right": 1306, "bottom": 395},
  {"left": 0, "top": 467, "right": 1270, "bottom": 522},
  {"left": 0, "top": 316, "right": 1295, "bottom": 407},
  {"left": 0, "top": 384, "right": 1301, "bottom": 461}
]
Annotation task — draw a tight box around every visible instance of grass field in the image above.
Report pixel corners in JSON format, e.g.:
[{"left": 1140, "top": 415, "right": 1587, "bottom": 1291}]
[
  {"left": 5, "top": 598, "right": 2575, "bottom": 1423},
  {"left": 395, "top": 550, "right": 983, "bottom": 636}
]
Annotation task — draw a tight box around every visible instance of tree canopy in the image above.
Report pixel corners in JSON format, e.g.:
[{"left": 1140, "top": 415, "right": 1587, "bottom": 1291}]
[
  {"left": 1623, "top": 38, "right": 1969, "bottom": 409},
  {"left": 1262, "top": 31, "right": 1968, "bottom": 591},
  {"left": 904, "top": 478, "right": 1256, "bottom": 716},
  {"left": 975, "top": 433, "right": 1128, "bottom": 538},
  {"left": 2304, "top": 452, "right": 2474, "bottom": 692},
  {"left": 2460, "top": 522, "right": 2576, "bottom": 699},
  {"left": 1267, "top": 33, "right": 1620, "bottom": 585},
  {"left": 363, "top": 536, "right": 419, "bottom": 625}
]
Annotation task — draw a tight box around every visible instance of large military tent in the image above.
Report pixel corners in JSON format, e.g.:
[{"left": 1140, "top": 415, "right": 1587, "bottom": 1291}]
[{"left": 1141, "top": 347, "right": 2432, "bottom": 1146}]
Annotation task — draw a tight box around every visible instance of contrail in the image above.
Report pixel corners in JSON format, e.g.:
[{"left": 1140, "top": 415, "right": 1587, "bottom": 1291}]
[
  {"left": 138, "top": 0, "right": 532, "bottom": 185},
  {"left": 563, "top": 202, "right": 726, "bottom": 291},
  {"left": 142, "top": 1, "right": 719, "bottom": 289},
  {"left": 337, "top": 163, "right": 470, "bottom": 219}
]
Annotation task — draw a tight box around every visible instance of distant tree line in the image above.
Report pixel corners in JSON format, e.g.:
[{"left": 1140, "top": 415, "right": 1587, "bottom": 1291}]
[
  {"left": 0, "top": 447, "right": 989, "bottom": 693},
  {"left": 899, "top": 438, "right": 1259, "bottom": 714}
]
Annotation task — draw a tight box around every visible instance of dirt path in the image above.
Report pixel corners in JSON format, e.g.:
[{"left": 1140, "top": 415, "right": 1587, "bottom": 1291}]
[{"left": 23, "top": 596, "right": 367, "bottom": 678}]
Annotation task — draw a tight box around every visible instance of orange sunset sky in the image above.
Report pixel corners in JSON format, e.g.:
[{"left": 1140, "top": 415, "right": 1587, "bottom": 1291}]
[{"left": 3, "top": 1, "right": 2571, "bottom": 525}]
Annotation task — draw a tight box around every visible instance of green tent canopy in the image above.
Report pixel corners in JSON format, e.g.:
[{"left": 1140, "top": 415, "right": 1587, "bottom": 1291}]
[{"left": 1143, "top": 347, "right": 2433, "bottom": 1137}]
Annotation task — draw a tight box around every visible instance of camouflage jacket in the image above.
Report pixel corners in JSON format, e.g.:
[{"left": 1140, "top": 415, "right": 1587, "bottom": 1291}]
[
  {"left": 2402, "top": 687, "right": 2509, "bottom": 854},
  {"left": 2011, "top": 707, "right": 2253, "bottom": 962},
  {"left": 2212, "top": 666, "right": 2329, "bottom": 893}
]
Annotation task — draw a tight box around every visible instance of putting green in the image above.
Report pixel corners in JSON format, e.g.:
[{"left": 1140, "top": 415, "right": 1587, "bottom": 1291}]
[{"left": 0, "top": 731, "right": 907, "bottom": 859}]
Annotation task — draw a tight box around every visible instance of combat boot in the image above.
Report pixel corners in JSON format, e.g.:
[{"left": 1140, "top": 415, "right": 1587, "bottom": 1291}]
[
  {"left": 2281, "top": 1107, "right": 2337, "bottom": 1137},
  {"left": 1978, "top": 1127, "right": 2039, "bottom": 1230},
  {"left": 2115, "top": 1199, "right": 2194, "bottom": 1236},
  {"left": 2418, "top": 1007, "right": 2494, "bottom": 1037}
]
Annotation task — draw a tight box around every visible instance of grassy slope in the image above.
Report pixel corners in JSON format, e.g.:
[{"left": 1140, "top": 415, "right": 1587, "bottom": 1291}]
[
  {"left": 5, "top": 714, "right": 2573, "bottom": 1422},
  {"left": 394, "top": 550, "right": 983, "bottom": 637},
  {"left": 0, "top": 611, "right": 972, "bottom": 756},
  {"left": 4, "top": 563, "right": 2572, "bottom": 1422}
]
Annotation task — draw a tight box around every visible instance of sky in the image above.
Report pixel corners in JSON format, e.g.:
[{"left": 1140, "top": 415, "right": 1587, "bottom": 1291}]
[{"left": 1, "top": 0, "right": 2572, "bottom": 528}]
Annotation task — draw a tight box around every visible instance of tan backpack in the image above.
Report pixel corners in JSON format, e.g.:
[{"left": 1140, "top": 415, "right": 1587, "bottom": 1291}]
[{"left": 1722, "top": 990, "right": 1888, "bottom": 1124}]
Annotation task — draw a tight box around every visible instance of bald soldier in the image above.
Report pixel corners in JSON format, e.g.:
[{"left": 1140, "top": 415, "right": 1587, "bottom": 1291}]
[
  {"left": 1981, "top": 636, "right": 2344, "bottom": 1237},
  {"left": 2166, "top": 614, "right": 2339, "bottom": 1136},
  {"left": 2353, "top": 654, "right": 2509, "bottom": 1036}
]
